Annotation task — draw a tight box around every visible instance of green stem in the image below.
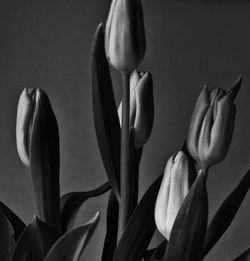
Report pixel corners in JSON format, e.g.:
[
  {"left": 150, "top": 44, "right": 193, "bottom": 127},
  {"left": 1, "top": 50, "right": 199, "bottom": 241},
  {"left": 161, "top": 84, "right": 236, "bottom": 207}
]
[
  {"left": 201, "top": 166, "right": 209, "bottom": 182},
  {"left": 118, "top": 72, "right": 130, "bottom": 240}
]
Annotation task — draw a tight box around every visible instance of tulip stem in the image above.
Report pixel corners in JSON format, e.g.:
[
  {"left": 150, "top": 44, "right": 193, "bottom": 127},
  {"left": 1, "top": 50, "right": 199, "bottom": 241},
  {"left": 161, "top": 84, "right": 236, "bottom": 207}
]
[
  {"left": 201, "top": 167, "right": 209, "bottom": 182},
  {"left": 118, "top": 72, "right": 131, "bottom": 240}
]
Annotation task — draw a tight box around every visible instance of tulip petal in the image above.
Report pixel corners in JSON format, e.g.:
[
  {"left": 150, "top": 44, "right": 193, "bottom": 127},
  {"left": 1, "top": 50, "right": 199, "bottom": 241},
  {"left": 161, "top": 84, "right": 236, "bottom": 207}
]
[
  {"left": 154, "top": 156, "right": 173, "bottom": 239},
  {"left": 16, "top": 88, "right": 35, "bottom": 167},
  {"left": 166, "top": 152, "right": 189, "bottom": 238},
  {"left": 198, "top": 106, "right": 213, "bottom": 167},
  {"left": 187, "top": 86, "right": 210, "bottom": 163},
  {"left": 209, "top": 92, "right": 234, "bottom": 165},
  {"left": 117, "top": 70, "right": 138, "bottom": 127},
  {"left": 134, "top": 72, "right": 154, "bottom": 148},
  {"left": 105, "top": 0, "right": 119, "bottom": 61}
]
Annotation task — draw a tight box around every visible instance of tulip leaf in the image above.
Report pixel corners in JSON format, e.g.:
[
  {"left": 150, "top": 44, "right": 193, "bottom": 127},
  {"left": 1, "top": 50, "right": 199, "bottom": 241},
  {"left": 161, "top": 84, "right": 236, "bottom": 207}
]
[
  {"left": 30, "top": 90, "right": 60, "bottom": 231},
  {"left": 0, "top": 201, "right": 25, "bottom": 241},
  {"left": 203, "top": 170, "right": 250, "bottom": 256},
  {"left": 91, "top": 23, "right": 121, "bottom": 200},
  {"left": 60, "top": 181, "right": 110, "bottom": 232},
  {"left": 113, "top": 174, "right": 163, "bottom": 261},
  {"left": 144, "top": 240, "right": 168, "bottom": 261},
  {"left": 43, "top": 212, "right": 100, "bottom": 261},
  {"left": 0, "top": 211, "right": 15, "bottom": 261},
  {"left": 229, "top": 75, "right": 242, "bottom": 100},
  {"left": 233, "top": 247, "right": 250, "bottom": 261},
  {"left": 164, "top": 172, "right": 208, "bottom": 261},
  {"left": 101, "top": 191, "right": 119, "bottom": 261},
  {"left": 12, "top": 217, "right": 59, "bottom": 261}
]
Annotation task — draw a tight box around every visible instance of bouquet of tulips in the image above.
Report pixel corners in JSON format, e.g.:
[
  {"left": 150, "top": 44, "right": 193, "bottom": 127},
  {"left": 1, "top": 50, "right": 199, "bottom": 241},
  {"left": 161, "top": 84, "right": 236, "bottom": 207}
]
[{"left": 0, "top": 0, "right": 249, "bottom": 260}]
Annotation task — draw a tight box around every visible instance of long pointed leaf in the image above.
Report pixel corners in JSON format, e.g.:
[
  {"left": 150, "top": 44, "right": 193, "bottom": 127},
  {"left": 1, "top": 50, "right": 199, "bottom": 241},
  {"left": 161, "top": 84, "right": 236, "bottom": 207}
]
[
  {"left": 0, "top": 211, "right": 15, "bottom": 261},
  {"left": 0, "top": 201, "right": 25, "bottom": 241},
  {"left": 91, "top": 23, "right": 121, "bottom": 200},
  {"left": 101, "top": 191, "right": 119, "bottom": 261},
  {"left": 60, "top": 181, "right": 110, "bottom": 232},
  {"left": 164, "top": 172, "right": 208, "bottom": 261},
  {"left": 229, "top": 75, "right": 242, "bottom": 100},
  {"left": 204, "top": 170, "right": 250, "bottom": 256},
  {"left": 233, "top": 248, "right": 250, "bottom": 261},
  {"left": 43, "top": 212, "right": 100, "bottom": 261},
  {"left": 12, "top": 217, "right": 59, "bottom": 261},
  {"left": 113, "top": 174, "right": 163, "bottom": 261}
]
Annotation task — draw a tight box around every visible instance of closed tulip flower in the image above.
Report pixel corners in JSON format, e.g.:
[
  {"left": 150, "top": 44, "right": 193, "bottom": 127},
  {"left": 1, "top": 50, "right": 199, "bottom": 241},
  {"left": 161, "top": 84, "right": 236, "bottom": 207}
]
[
  {"left": 154, "top": 151, "right": 193, "bottom": 240},
  {"left": 105, "top": 0, "right": 146, "bottom": 73},
  {"left": 16, "top": 88, "right": 60, "bottom": 231},
  {"left": 187, "top": 77, "right": 241, "bottom": 170},
  {"left": 118, "top": 70, "right": 154, "bottom": 148}
]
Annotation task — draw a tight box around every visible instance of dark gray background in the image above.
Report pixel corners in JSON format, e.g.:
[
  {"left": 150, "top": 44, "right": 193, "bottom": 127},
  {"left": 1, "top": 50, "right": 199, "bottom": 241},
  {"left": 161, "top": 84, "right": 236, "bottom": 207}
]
[{"left": 0, "top": 0, "right": 250, "bottom": 260}]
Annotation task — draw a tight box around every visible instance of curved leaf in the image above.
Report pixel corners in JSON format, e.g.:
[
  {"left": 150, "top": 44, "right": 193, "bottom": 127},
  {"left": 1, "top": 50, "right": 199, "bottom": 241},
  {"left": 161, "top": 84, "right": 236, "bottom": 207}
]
[
  {"left": 164, "top": 172, "right": 208, "bottom": 261},
  {"left": 0, "top": 211, "right": 15, "bottom": 261},
  {"left": 204, "top": 170, "right": 250, "bottom": 256},
  {"left": 91, "top": 23, "right": 121, "bottom": 200},
  {"left": 113, "top": 174, "right": 163, "bottom": 261},
  {"left": 101, "top": 191, "right": 119, "bottom": 261},
  {"left": 12, "top": 217, "right": 59, "bottom": 261},
  {"left": 43, "top": 212, "right": 100, "bottom": 261},
  {"left": 60, "top": 181, "right": 110, "bottom": 232},
  {"left": 0, "top": 201, "right": 25, "bottom": 241},
  {"left": 233, "top": 248, "right": 250, "bottom": 261}
]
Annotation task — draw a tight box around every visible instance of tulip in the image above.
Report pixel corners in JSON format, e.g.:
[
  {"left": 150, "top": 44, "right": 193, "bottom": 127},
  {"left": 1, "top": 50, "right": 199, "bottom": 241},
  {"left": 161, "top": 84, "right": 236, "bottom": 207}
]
[
  {"left": 16, "top": 88, "right": 60, "bottom": 231},
  {"left": 118, "top": 70, "right": 154, "bottom": 148},
  {"left": 186, "top": 78, "right": 241, "bottom": 169},
  {"left": 105, "top": 0, "right": 146, "bottom": 73},
  {"left": 154, "top": 151, "right": 193, "bottom": 240}
]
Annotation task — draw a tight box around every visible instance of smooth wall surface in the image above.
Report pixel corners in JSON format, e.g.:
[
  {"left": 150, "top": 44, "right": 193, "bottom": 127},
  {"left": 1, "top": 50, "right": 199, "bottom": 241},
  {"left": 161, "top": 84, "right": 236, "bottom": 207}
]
[{"left": 1, "top": 1, "right": 250, "bottom": 260}]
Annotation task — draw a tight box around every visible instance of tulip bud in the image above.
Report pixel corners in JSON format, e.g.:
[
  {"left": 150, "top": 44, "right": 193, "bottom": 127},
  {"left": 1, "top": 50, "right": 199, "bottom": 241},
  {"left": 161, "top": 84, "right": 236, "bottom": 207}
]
[
  {"left": 16, "top": 88, "right": 60, "bottom": 231},
  {"left": 186, "top": 78, "right": 241, "bottom": 169},
  {"left": 105, "top": 0, "right": 146, "bottom": 73},
  {"left": 118, "top": 70, "right": 154, "bottom": 148},
  {"left": 154, "top": 151, "right": 193, "bottom": 240}
]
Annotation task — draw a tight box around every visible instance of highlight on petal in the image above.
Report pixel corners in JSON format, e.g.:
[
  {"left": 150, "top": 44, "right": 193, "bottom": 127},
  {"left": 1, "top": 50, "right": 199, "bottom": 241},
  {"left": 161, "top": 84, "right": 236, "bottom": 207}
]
[
  {"left": 155, "top": 151, "right": 190, "bottom": 240},
  {"left": 187, "top": 86, "right": 210, "bottom": 163},
  {"left": 16, "top": 88, "right": 36, "bottom": 167},
  {"left": 134, "top": 72, "right": 154, "bottom": 148}
]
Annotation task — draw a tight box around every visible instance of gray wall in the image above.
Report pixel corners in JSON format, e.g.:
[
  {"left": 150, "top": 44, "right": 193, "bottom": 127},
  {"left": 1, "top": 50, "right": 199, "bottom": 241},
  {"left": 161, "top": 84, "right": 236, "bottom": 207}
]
[{"left": 0, "top": 0, "right": 250, "bottom": 260}]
